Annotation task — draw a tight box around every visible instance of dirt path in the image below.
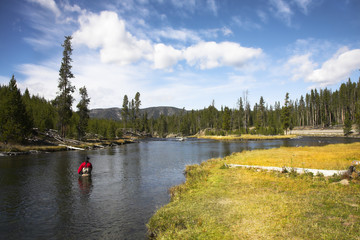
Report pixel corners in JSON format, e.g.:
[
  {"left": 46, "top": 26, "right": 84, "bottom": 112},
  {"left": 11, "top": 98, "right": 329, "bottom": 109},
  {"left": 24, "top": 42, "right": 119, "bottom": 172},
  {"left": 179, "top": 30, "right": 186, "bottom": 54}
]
[
  {"left": 227, "top": 164, "right": 347, "bottom": 177},
  {"left": 290, "top": 128, "right": 344, "bottom": 136}
]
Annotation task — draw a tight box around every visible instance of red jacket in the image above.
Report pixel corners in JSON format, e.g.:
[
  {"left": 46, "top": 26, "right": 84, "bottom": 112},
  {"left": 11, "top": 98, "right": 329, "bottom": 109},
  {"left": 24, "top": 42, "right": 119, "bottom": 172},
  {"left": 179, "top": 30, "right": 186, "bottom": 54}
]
[{"left": 78, "top": 162, "right": 93, "bottom": 174}]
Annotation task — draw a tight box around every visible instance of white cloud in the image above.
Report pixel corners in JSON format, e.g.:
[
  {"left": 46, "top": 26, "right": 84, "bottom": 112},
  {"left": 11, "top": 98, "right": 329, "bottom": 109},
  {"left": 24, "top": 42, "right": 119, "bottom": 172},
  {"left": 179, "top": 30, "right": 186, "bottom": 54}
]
[
  {"left": 270, "top": 0, "right": 293, "bottom": 25},
  {"left": 293, "top": 0, "right": 313, "bottom": 14},
  {"left": 184, "top": 41, "right": 262, "bottom": 69},
  {"left": 221, "top": 27, "right": 233, "bottom": 36},
  {"left": 285, "top": 53, "right": 317, "bottom": 81},
  {"left": 73, "top": 11, "right": 153, "bottom": 65},
  {"left": 152, "top": 26, "right": 232, "bottom": 43},
  {"left": 63, "top": 3, "right": 84, "bottom": 14},
  {"left": 257, "top": 10, "right": 268, "bottom": 23},
  {"left": 305, "top": 47, "right": 360, "bottom": 86},
  {"left": 232, "top": 16, "right": 261, "bottom": 30},
  {"left": 73, "top": 11, "right": 263, "bottom": 71},
  {"left": 207, "top": 0, "right": 218, "bottom": 16},
  {"left": 170, "top": 0, "right": 196, "bottom": 12},
  {"left": 17, "top": 63, "right": 59, "bottom": 100},
  {"left": 27, "top": 0, "right": 61, "bottom": 17},
  {"left": 153, "top": 44, "right": 183, "bottom": 70},
  {"left": 153, "top": 27, "right": 202, "bottom": 43}
]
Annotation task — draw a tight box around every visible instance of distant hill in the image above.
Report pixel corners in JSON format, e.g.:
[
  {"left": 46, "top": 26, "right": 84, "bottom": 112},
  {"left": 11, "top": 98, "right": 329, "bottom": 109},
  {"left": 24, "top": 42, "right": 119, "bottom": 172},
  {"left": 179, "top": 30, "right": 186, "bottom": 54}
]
[
  {"left": 89, "top": 107, "right": 122, "bottom": 120},
  {"left": 89, "top": 106, "right": 186, "bottom": 120}
]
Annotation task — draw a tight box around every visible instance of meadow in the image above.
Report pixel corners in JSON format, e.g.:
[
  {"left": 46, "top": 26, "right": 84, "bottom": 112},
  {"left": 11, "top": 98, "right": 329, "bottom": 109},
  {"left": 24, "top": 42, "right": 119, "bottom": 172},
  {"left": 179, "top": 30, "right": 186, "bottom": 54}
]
[{"left": 148, "top": 143, "right": 360, "bottom": 239}]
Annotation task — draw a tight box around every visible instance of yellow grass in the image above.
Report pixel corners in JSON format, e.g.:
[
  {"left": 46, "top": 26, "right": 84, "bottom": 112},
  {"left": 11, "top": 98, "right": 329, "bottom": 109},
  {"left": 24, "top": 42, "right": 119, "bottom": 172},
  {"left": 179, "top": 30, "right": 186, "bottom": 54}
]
[
  {"left": 0, "top": 144, "right": 68, "bottom": 152},
  {"left": 148, "top": 143, "right": 360, "bottom": 239},
  {"left": 225, "top": 142, "right": 360, "bottom": 170},
  {"left": 198, "top": 134, "right": 297, "bottom": 141}
]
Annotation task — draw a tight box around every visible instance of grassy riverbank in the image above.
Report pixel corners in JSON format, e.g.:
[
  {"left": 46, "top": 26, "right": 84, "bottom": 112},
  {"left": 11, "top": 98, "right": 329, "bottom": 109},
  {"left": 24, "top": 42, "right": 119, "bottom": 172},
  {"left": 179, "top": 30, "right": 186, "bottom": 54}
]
[
  {"left": 148, "top": 143, "right": 360, "bottom": 239},
  {"left": 198, "top": 134, "right": 297, "bottom": 141},
  {"left": 0, "top": 139, "right": 132, "bottom": 155}
]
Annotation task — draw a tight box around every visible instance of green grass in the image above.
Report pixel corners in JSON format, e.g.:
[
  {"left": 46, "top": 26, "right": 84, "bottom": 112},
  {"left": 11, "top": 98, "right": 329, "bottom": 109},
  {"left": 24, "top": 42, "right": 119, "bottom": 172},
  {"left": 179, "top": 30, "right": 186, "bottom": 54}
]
[{"left": 147, "top": 143, "right": 360, "bottom": 239}]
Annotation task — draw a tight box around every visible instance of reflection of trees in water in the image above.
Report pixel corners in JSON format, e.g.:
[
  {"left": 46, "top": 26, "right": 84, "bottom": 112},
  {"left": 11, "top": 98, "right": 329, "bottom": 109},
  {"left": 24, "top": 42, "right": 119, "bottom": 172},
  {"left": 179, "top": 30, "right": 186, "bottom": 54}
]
[{"left": 78, "top": 176, "right": 93, "bottom": 195}]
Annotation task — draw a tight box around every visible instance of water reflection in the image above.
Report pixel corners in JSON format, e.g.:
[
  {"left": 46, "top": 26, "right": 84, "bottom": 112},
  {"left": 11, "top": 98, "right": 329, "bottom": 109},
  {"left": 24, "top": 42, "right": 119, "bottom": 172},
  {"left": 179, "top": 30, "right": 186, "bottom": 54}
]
[{"left": 78, "top": 176, "right": 93, "bottom": 195}]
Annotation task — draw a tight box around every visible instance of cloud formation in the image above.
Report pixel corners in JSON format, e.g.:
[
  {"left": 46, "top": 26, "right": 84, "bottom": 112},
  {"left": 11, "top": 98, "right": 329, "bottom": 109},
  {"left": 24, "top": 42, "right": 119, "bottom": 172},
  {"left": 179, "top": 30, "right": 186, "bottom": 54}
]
[
  {"left": 293, "top": 0, "right": 313, "bottom": 14},
  {"left": 27, "top": 0, "right": 61, "bottom": 17},
  {"left": 270, "top": 0, "right": 293, "bottom": 25},
  {"left": 184, "top": 41, "right": 262, "bottom": 69},
  {"left": 305, "top": 47, "right": 360, "bottom": 86},
  {"left": 285, "top": 53, "right": 317, "bottom": 81},
  {"left": 73, "top": 11, "right": 153, "bottom": 65},
  {"left": 73, "top": 11, "right": 262, "bottom": 70},
  {"left": 207, "top": 0, "right": 218, "bottom": 16},
  {"left": 153, "top": 44, "right": 183, "bottom": 69}
]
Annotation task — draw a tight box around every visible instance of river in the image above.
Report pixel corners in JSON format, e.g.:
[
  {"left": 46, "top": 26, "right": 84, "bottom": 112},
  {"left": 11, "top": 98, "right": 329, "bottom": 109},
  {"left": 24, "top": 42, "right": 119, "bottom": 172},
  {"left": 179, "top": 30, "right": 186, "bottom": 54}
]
[{"left": 0, "top": 137, "right": 359, "bottom": 239}]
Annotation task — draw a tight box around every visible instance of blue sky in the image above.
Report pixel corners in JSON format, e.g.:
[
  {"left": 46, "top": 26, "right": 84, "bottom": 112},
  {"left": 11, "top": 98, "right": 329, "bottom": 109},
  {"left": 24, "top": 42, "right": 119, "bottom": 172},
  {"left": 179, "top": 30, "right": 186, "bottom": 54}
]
[{"left": 1, "top": 0, "right": 360, "bottom": 110}]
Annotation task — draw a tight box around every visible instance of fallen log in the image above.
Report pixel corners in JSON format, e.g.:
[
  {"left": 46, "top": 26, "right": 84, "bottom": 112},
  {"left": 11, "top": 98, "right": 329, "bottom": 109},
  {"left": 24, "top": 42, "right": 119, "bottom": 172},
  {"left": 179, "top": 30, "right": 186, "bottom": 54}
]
[{"left": 59, "top": 144, "right": 85, "bottom": 151}]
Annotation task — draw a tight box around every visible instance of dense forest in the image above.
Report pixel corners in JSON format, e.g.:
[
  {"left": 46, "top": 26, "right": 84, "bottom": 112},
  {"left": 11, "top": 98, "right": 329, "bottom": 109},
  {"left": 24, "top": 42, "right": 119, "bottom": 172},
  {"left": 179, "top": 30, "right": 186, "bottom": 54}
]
[{"left": 1, "top": 35, "right": 359, "bottom": 143}]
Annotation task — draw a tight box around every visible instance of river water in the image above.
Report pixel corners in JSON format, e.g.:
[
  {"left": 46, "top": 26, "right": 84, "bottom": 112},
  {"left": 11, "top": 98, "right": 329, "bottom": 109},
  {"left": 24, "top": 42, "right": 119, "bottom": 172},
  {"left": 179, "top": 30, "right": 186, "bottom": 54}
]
[{"left": 1, "top": 137, "right": 359, "bottom": 239}]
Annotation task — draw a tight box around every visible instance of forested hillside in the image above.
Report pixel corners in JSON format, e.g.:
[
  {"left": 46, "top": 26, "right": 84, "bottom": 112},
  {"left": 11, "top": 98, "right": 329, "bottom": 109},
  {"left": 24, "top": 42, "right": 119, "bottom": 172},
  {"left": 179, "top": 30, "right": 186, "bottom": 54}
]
[{"left": 90, "top": 106, "right": 185, "bottom": 120}]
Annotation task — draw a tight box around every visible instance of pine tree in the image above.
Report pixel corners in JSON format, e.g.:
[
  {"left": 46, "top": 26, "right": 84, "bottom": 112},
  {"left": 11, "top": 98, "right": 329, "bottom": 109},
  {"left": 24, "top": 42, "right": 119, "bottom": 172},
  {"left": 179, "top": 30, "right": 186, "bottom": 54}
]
[
  {"left": 54, "top": 36, "right": 75, "bottom": 138},
  {"left": 134, "top": 92, "right": 141, "bottom": 130},
  {"left": 355, "top": 100, "right": 360, "bottom": 134},
  {"left": 237, "top": 97, "right": 244, "bottom": 132},
  {"left": 343, "top": 108, "right": 352, "bottom": 136},
  {"left": 222, "top": 107, "right": 231, "bottom": 131},
  {"left": 256, "top": 96, "right": 265, "bottom": 131},
  {"left": 0, "top": 76, "right": 32, "bottom": 143},
  {"left": 77, "top": 86, "right": 90, "bottom": 139},
  {"left": 122, "top": 95, "right": 129, "bottom": 128},
  {"left": 281, "top": 93, "right": 291, "bottom": 135}
]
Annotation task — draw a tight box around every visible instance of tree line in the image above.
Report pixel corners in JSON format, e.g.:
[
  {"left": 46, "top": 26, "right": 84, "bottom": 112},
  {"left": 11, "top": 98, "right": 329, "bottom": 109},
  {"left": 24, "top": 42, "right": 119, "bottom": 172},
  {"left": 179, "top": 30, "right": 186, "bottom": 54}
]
[
  {"left": 1, "top": 35, "right": 359, "bottom": 143},
  {"left": 148, "top": 78, "right": 360, "bottom": 137}
]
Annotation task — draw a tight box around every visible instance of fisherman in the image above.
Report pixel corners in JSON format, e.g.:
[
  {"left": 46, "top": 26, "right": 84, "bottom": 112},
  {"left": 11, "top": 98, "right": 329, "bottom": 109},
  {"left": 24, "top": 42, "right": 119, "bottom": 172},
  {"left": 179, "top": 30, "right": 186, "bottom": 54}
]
[{"left": 78, "top": 156, "right": 93, "bottom": 175}]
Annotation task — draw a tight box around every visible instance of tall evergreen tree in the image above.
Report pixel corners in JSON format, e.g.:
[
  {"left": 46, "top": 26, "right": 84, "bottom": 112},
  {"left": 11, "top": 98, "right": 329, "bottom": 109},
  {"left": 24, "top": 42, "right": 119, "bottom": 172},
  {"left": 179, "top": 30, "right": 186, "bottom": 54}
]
[
  {"left": 355, "top": 100, "right": 360, "bottom": 134},
  {"left": 134, "top": 92, "right": 141, "bottom": 116},
  {"left": 281, "top": 93, "right": 291, "bottom": 135},
  {"left": 343, "top": 108, "right": 352, "bottom": 136},
  {"left": 237, "top": 97, "right": 244, "bottom": 131},
  {"left": 54, "top": 36, "right": 75, "bottom": 138},
  {"left": 222, "top": 107, "right": 231, "bottom": 131},
  {"left": 76, "top": 86, "right": 90, "bottom": 139},
  {"left": 122, "top": 95, "right": 129, "bottom": 128},
  {"left": 243, "top": 90, "right": 250, "bottom": 133},
  {"left": 256, "top": 96, "right": 265, "bottom": 131},
  {"left": 134, "top": 92, "right": 141, "bottom": 130}
]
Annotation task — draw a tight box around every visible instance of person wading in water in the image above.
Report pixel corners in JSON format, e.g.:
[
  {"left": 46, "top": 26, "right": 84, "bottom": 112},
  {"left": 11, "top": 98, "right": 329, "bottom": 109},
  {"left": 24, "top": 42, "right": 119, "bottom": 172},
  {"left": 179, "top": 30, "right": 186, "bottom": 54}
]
[{"left": 78, "top": 156, "right": 93, "bottom": 175}]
